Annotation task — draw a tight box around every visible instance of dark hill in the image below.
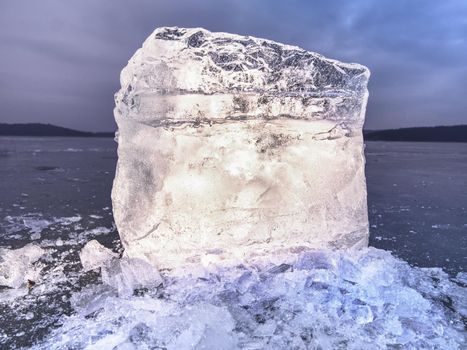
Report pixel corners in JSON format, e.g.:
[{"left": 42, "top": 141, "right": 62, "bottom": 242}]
[
  {"left": 364, "top": 125, "right": 467, "bottom": 143},
  {"left": 0, "top": 123, "right": 114, "bottom": 137}
]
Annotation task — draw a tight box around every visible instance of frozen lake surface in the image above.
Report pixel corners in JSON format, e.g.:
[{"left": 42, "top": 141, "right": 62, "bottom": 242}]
[
  {"left": 0, "top": 137, "right": 465, "bottom": 348},
  {"left": 366, "top": 141, "right": 467, "bottom": 273}
]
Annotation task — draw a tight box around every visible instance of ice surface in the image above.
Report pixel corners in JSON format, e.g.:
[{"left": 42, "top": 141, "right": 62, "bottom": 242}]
[
  {"left": 0, "top": 244, "right": 45, "bottom": 288},
  {"left": 31, "top": 248, "right": 466, "bottom": 349},
  {"left": 112, "top": 27, "right": 370, "bottom": 269}
]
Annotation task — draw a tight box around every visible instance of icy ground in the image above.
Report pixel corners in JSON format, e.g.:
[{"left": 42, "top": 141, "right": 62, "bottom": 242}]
[
  {"left": 2, "top": 239, "right": 466, "bottom": 349},
  {"left": 0, "top": 215, "right": 466, "bottom": 350},
  {"left": 0, "top": 212, "right": 122, "bottom": 348}
]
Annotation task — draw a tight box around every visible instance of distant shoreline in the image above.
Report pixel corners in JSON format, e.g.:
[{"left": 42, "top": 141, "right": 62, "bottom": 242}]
[
  {"left": 0, "top": 123, "right": 114, "bottom": 138},
  {"left": 364, "top": 125, "right": 467, "bottom": 143},
  {"left": 1, "top": 123, "right": 466, "bottom": 142}
]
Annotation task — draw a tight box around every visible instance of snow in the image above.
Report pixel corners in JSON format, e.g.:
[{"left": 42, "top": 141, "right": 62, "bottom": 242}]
[
  {"left": 31, "top": 248, "right": 466, "bottom": 349},
  {"left": 112, "top": 27, "right": 370, "bottom": 269},
  {"left": 85, "top": 226, "right": 112, "bottom": 236},
  {"left": 3, "top": 214, "right": 82, "bottom": 241}
]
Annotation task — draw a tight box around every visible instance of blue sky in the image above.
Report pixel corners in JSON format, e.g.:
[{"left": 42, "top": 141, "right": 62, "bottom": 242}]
[{"left": 1, "top": 0, "right": 466, "bottom": 131}]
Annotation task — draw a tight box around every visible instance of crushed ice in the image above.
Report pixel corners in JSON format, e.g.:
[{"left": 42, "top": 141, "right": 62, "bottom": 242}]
[
  {"left": 26, "top": 247, "right": 466, "bottom": 349},
  {"left": 0, "top": 215, "right": 465, "bottom": 348}
]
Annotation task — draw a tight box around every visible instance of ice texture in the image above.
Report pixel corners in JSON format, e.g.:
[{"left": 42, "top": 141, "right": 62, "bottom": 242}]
[
  {"left": 0, "top": 244, "right": 44, "bottom": 288},
  {"left": 112, "top": 27, "right": 370, "bottom": 269},
  {"left": 31, "top": 248, "right": 466, "bottom": 349}
]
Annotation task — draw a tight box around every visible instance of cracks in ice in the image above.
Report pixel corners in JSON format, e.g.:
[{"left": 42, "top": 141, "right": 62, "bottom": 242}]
[{"left": 136, "top": 222, "right": 161, "bottom": 242}]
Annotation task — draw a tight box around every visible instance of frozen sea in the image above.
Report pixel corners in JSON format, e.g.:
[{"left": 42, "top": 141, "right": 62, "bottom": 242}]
[{"left": 0, "top": 137, "right": 466, "bottom": 349}]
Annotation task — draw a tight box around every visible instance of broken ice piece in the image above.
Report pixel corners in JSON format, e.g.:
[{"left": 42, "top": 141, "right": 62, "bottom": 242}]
[
  {"left": 295, "top": 250, "right": 336, "bottom": 270},
  {"left": 101, "top": 257, "right": 163, "bottom": 297},
  {"left": 80, "top": 241, "right": 162, "bottom": 297},
  {"left": 69, "top": 284, "right": 117, "bottom": 317},
  {"left": 79, "top": 239, "right": 118, "bottom": 272},
  {"left": 0, "top": 244, "right": 45, "bottom": 288}
]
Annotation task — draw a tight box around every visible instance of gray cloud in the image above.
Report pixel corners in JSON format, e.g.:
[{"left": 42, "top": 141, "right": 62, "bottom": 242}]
[{"left": 0, "top": 0, "right": 466, "bottom": 131}]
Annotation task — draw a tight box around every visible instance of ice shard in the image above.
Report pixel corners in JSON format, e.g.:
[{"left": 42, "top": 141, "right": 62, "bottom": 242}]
[
  {"left": 79, "top": 240, "right": 117, "bottom": 272},
  {"left": 0, "top": 244, "right": 44, "bottom": 288},
  {"left": 112, "top": 27, "right": 370, "bottom": 269}
]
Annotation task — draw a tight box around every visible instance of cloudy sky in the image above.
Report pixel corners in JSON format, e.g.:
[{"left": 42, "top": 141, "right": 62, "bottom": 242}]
[{"left": 1, "top": 0, "right": 466, "bottom": 131}]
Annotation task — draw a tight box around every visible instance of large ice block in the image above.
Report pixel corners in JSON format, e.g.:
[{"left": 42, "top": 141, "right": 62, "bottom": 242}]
[{"left": 112, "top": 27, "right": 370, "bottom": 269}]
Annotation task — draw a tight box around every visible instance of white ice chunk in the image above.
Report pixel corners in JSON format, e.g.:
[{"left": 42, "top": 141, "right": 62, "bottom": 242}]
[
  {"left": 101, "top": 258, "right": 163, "bottom": 297},
  {"left": 80, "top": 240, "right": 162, "bottom": 297},
  {"left": 69, "top": 284, "right": 117, "bottom": 317},
  {"left": 79, "top": 239, "right": 118, "bottom": 272},
  {"left": 0, "top": 244, "right": 45, "bottom": 288},
  {"left": 54, "top": 215, "right": 82, "bottom": 225},
  {"left": 112, "top": 27, "right": 370, "bottom": 269}
]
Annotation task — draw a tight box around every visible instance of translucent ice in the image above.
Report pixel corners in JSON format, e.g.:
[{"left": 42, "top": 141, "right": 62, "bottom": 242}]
[
  {"left": 112, "top": 27, "right": 370, "bottom": 269},
  {"left": 0, "top": 244, "right": 45, "bottom": 288},
  {"left": 31, "top": 248, "right": 466, "bottom": 349},
  {"left": 80, "top": 240, "right": 162, "bottom": 297},
  {"left": 79, "top": 239, "right": 118, "bottom": 272},
  {"left": 100, "top": 257, "right": 163, "bottom": 297}
]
